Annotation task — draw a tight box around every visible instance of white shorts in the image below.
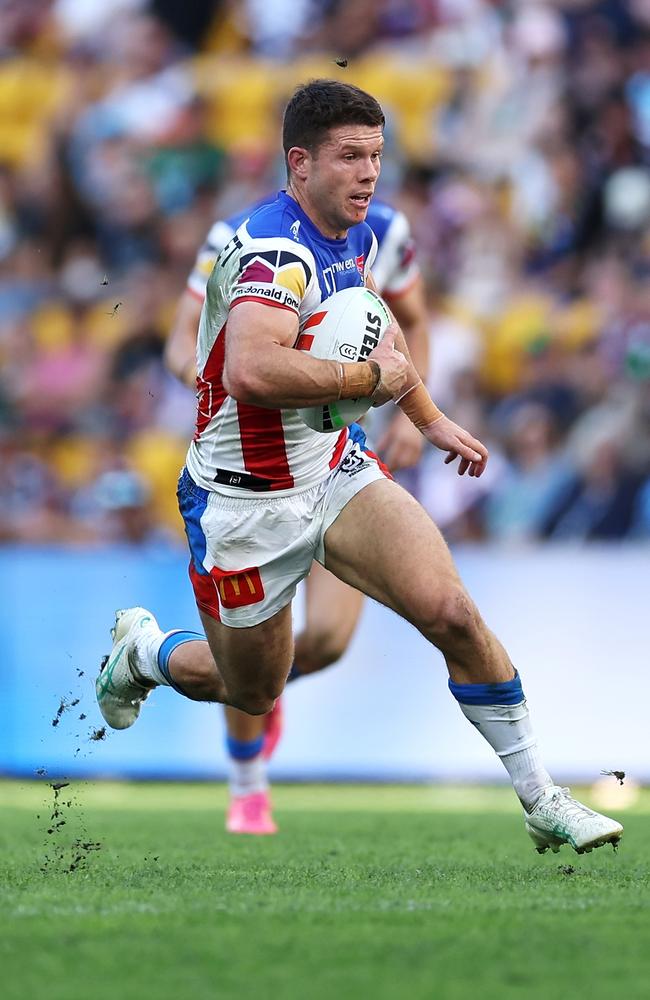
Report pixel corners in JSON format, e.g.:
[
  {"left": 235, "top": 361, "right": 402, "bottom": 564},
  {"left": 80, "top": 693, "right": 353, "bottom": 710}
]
[{"left": 177, "top": 426, "right": 392, "bottom": 627}]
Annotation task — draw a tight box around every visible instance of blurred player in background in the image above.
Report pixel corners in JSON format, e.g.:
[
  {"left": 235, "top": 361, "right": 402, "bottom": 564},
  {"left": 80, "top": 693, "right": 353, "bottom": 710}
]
[{"left": 165, "top": 195, "right": 430, "bottom": 834}]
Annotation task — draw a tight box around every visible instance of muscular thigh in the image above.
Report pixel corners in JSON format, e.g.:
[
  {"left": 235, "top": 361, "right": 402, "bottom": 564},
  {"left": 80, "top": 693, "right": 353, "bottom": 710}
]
[
  {"left": 199, "top": 603, "right": 294, "bottom": 698},
  {"left": 323, "top": 478, "right": 463, "bottom": 626}
]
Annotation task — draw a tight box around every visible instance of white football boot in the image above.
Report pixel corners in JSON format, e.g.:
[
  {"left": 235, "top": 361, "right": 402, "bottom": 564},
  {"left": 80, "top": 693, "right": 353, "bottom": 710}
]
[
  {"left": 524, "top": 785, "right": 623, "bottom": 854},
  {"left": 96, "top": 607, "right": 160, "bottom": 730}
]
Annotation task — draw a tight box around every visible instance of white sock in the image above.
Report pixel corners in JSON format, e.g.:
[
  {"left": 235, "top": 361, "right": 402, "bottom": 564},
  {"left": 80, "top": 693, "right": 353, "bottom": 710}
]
[
  {"left": 229, "top": 755, "right": 268, "bottom": 797},
  {"left": 131, "top": 629, "right": 169, "bottom": 686},
  {"left": 457, "top": 700, "right": 553, "bottom": 810}
]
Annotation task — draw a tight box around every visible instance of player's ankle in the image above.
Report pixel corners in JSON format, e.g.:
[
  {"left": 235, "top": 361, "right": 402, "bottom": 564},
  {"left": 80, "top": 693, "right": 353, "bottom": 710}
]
[{"left": 511, "top": 771, "right": 554, "bottom": 812}]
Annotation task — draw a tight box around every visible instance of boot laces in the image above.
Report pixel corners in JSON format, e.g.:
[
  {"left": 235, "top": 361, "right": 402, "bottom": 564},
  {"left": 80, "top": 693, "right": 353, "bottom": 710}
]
[{"left": 544, "top": 787, "right": 594, "bottom": 823}]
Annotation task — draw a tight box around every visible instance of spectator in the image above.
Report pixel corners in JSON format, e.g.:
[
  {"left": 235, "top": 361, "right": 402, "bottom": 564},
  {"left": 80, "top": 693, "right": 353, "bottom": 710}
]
[
  {"left": 485, "top": 403, "right": 574, "bottom": 542},
  {"left": 0, "top": 0, "right": 648, "bottom": 547}
]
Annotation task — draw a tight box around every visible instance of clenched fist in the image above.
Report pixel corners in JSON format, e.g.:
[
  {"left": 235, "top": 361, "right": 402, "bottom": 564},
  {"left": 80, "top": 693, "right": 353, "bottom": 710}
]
[{"left": 368, "top": 324, "right": 410, "bottom": 406}]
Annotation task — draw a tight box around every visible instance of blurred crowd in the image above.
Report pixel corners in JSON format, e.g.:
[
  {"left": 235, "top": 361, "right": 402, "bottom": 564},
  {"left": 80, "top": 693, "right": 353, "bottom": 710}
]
[{"left": 0, "top": 0, "right": 649, "bottom": 547}]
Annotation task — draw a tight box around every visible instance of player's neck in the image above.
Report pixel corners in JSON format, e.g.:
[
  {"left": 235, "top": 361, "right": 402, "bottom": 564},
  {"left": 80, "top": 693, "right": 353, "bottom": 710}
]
[{"left": 286, "top": 183, "right": 348, "bottom": 241}]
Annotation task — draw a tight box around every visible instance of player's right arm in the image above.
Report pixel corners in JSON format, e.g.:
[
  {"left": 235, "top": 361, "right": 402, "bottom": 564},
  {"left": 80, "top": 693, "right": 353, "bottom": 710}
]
[{"left": 223, "top": 302, "right": 408, "bottom": 409}]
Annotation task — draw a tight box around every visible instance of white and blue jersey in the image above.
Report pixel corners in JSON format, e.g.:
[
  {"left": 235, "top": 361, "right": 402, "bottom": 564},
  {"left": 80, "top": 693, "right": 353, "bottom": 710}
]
[
  {"left": 186, "top": 197, "right": 419, "bottom": 302},
  {"left": 185, "top": 191, "right": 377, "bottom": 496}
]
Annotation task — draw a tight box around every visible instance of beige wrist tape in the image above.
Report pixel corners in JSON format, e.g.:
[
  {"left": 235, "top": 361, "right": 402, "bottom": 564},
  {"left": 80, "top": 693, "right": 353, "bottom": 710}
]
[
  {"left": 338, "top": 360, "right": 380, "bottom": 400},
  {"left": 395, "top": 380, "right": 443, "bottom": 429}
]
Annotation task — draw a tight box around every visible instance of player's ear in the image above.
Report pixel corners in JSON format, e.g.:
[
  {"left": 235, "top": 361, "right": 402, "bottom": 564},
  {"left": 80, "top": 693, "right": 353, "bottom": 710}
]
[{"left": 287, "top": 146, "right": 311, "bottom": 180}]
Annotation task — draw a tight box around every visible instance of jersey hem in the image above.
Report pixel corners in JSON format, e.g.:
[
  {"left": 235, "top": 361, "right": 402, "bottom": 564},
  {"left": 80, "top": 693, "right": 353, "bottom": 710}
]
[{"left": 184, "top": 450, "right": 340, "bottom": 500}]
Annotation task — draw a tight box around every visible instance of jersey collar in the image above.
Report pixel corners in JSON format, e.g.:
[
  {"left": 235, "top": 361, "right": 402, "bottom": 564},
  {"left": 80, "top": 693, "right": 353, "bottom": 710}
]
[{"left": 278, "top": 191, "right": 350, "bottom": 249}]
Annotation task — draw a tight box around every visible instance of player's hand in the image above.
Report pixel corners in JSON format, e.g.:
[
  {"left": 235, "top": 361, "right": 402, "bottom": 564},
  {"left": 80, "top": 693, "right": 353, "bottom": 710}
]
[
  {"left": 377, "top": 408, "right": 424, "bottom": 470},
  {"left": 367, "top": 324, "right": 409, "bottom": 406},
  {"left": 422, "top": 414, "right": 488, "bottom": 477}
]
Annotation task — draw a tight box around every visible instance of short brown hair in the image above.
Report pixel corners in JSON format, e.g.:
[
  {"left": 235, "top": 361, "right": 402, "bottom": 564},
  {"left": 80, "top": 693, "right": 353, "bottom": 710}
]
[{"left": 282, "top": 79, "right": 385, "bottom": 156}]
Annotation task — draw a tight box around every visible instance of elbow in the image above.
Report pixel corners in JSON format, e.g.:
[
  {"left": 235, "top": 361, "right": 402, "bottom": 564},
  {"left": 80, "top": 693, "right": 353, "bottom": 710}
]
[{"left": 223, "top": 362, "right": 264, "bottom": 404}]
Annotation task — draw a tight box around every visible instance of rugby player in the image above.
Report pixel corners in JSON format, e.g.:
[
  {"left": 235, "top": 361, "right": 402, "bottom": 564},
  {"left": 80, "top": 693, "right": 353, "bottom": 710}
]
[
  {"left": 165, "top": 195, "right": 429, "bottom": 834},
  {"left": 97, "top": 80, "right": 622, "bottom": 855}
]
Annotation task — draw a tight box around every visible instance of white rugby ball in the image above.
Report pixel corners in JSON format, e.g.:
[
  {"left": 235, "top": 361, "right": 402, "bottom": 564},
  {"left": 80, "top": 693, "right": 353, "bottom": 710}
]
[{"left": 296, "top": 286, "right": 392, "bottom": 433}]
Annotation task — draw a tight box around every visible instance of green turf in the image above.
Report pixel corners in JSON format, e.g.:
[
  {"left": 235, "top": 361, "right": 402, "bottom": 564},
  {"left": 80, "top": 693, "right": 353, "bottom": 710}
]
[{"left": 1, "top": 782, "right": 649, "bottom": 1000}]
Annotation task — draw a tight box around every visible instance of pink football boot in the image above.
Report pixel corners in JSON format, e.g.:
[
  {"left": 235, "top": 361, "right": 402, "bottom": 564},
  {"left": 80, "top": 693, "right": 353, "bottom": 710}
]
[
  {"left": 226, "top": 790, "right": 278, "bottom": 835},
  {"left": 262, "top": 697, "right": 284, "bottom": 761}
]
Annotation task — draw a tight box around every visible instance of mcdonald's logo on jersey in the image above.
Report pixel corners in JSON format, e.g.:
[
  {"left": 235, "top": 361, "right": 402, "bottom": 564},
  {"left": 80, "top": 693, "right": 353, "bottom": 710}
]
[{"left": 211, "top": 565, "right": 265, "bottom": 609}]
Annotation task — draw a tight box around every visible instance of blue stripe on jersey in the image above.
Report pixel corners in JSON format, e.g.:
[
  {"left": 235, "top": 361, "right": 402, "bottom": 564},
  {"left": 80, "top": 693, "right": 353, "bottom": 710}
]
[
  {"left": 225, "top": 196, "right": 398, "bottom": 278},
  {"left": 244, "top": 192, "right": 375, "bottom": 301},
  {"left": 448, "top": 670, "right": 524, "bottom": 706},
  {"left": 177, "top": 468, "right": 209, "bottom": 575},
  {"left": 348, "top": 422, "right": 367, "bottom": 449}
]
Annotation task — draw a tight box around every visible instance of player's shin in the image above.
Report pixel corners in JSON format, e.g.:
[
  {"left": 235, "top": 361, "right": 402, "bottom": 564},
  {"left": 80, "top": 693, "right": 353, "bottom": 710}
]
[
  {"left": 135, "top": 630, "right": 203, "bottom": 695},
  {"left": 448, "top": 671, "right": 553, "bottom": 810}
]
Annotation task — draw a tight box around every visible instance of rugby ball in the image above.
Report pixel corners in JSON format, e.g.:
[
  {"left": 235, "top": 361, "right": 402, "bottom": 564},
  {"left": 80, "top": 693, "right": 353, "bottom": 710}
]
[{"left": 296, "top": 286, "right": 392, "bottom": 433}]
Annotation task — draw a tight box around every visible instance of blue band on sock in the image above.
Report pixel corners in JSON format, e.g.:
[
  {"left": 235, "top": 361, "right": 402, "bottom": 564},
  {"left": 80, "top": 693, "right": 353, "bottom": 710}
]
[
  {"left": 158, "top": 630, "right": 204, "bottom": 696},
  {"left": 286, "top": 664, "right": 301, "bottom": 683},
  {"left": 226, "top": 734, "right": 264, "bottom": 761},
  {"left": 448, "top": 670, "right": 524, "bottom": 706}
]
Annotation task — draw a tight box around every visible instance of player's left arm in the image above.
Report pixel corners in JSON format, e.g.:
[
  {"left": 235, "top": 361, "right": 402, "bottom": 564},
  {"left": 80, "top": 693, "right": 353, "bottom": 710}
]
[{"left": 367, "top": 271, "right": 487, "bottom": 478}]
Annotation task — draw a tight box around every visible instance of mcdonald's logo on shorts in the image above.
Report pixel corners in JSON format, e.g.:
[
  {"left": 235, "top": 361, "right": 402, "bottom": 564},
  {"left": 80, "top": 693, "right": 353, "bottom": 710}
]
[{"left": 211, "top": 565, "right": 265, "bottom": 609}]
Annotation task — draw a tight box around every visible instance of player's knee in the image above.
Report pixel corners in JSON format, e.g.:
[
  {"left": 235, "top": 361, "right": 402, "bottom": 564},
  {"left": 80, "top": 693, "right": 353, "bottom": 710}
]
[
  {"left": 228, "top": 690, "right": 275, "bottom": 716},
  {"left": 302, "top": 626, "right": 349, "bottom": 672},
  {"left": 421, "top": 586, "right": 483, "bottom": 650},
  {"left": 226, "top": 677, "right": 284, "bottom": 716}
]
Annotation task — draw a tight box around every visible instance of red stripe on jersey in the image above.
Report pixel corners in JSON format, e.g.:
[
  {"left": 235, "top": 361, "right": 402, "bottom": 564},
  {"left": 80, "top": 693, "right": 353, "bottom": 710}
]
[
  {"left": 237, "top": 402, "right": 294, "bottom": 490},
  {"left": 303, "top": 310, "right": 327, "bottom": 330},
  {"left": 230, "top": 296, "right": 297, "bottom": 313},
  {"left": 362, "top": 444, "right": 394, "bottom": 481},
  {"left": 194, "top": 322, "right": 227, "bottom": 442},
  {"left": 295, "top": 333, "right": 314, "bottom": 351},
  {"left": 329, "top": 428, "right": 348, "bottom": 469}
]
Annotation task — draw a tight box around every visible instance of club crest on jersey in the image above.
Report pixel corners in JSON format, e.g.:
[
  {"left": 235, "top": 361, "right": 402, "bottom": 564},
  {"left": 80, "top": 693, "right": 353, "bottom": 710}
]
[{"left": 356, "top": 254, "right": 365, "bottom": 276}]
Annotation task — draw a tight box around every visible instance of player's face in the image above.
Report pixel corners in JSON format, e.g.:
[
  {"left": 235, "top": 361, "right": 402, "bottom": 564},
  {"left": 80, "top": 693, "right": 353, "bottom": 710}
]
[{"left": 299, "top": 125, "right": 384, "bottom": 238}]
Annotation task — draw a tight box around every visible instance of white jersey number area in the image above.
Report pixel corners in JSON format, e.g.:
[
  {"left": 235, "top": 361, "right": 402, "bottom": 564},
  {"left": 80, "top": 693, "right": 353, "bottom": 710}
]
[{"left": 296, "top": 287, "right": 392, "bottom": 433}]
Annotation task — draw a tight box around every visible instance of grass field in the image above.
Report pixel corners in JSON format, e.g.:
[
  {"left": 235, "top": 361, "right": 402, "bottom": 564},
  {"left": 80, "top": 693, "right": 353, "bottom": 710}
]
[{"left": 2, "top": 781, "right": 649, "bottom": 1000}]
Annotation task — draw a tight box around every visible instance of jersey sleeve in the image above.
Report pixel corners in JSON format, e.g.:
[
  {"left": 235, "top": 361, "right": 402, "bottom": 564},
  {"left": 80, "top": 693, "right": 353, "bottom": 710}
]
[
  {"left": 186, "top": 220, "right": 235, "bottom": 300},
  {"left": 372, "top": 210, "right": 420, "bottom": 298},
  {"left": 229, "top": 237, "right": 316, "bottom": 316}
]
